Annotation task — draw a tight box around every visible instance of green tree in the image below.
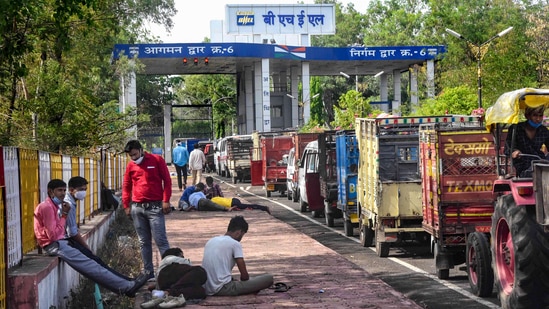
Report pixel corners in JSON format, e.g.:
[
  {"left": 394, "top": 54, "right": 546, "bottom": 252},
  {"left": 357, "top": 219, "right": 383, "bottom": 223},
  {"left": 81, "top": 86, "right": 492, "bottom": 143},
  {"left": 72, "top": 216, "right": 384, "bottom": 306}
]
[
  {"left": 412, "top": 85, "right": 477, "bottom": 116},
  {"left": 0, "top": 0, "right": 176, "bottom": 153},
  {"left": 331, "top": 91, "right": 372, "bottom": 129},
  {"left": 174, "top": 74, "right": 236, "bottom": 139},
  {"left": 426, "top": 0, "right": 538, "bottom": 106}
]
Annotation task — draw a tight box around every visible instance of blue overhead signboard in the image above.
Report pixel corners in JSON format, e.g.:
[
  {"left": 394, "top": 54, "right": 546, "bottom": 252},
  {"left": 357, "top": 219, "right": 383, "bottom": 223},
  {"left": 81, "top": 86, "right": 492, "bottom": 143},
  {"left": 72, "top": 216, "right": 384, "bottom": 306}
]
[
  {"left": 112, "top": 43, "right": 446, "bottom": 62},
  {"left": 225, "top": 4, "right": 336, "bottom": 35}
]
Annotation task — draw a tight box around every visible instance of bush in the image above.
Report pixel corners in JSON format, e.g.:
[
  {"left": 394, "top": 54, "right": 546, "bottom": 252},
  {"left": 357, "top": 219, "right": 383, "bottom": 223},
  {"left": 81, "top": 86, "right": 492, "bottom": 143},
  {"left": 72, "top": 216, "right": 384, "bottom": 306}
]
[{"left": 68, "top": 209, "right": 142, "bottom": 309}]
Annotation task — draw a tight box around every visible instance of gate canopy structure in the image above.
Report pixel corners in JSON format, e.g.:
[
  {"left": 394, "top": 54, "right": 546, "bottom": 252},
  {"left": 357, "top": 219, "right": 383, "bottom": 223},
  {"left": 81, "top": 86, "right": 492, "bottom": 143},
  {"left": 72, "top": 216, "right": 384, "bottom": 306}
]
[
  {"left": 112, "top": 42, "right": 445, "bottom": 163},
  {"left": 113, "top": 43, "right": 443, "bottom": 76}
]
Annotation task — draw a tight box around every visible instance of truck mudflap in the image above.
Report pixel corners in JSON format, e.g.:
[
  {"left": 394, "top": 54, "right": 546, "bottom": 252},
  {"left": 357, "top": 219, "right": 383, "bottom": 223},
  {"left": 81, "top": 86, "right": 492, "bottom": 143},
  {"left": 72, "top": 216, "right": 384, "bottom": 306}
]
[
  {"left": 305, "top": 172, "right": 323, "bottom": 211},
  {"left": 349, "top": 212, "right": 358, "bottom": 224}
]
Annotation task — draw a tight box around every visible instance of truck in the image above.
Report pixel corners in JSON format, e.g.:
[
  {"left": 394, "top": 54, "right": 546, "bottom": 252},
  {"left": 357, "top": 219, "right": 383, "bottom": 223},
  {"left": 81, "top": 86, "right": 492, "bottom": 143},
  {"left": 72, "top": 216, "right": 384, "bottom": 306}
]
[
  {"left": 286, "top": 132, "right": 319, "bottom": 202},
  {"left": 419, "top": 119, "right": 495, "bottom": 281},
  {"left": 215, "top": 136, "right": 230, "bottom": 177},
  {"left": 319, "top": 131, "right": 340, "bottom": 227},
  {"left": 250, "top": 132, "right": 294, "bottom": 197},
  {"left": 336, "top": 130, "right": 359, "bottom": 236},
  {"left": 226, "top": 134, "right": 253, "bottom": 183},
  {"left": 297, "top": 132, "right": 340, "bottom": 225},
  {"left": 356, "top": 116, "right": 445, "bottom": 257},
  {"left": 197, "top": 140, "right": 215, "bottom": 173}
]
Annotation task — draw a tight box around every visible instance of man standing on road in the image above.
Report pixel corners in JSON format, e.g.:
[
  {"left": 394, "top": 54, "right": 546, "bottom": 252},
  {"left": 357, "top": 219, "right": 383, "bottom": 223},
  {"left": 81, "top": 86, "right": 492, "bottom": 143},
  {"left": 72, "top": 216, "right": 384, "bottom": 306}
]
[
  {"left": 188, "top": 144, "right": 206, "bottom": 185},
  {"left": 123, "top": 139, "right": 172, "bottom": 277},
  {"left": 202, "top": 216, "right": 273, "bottom": 296},
  {"left": 172, "top": 142, "right": 189, "bottom": 191}
]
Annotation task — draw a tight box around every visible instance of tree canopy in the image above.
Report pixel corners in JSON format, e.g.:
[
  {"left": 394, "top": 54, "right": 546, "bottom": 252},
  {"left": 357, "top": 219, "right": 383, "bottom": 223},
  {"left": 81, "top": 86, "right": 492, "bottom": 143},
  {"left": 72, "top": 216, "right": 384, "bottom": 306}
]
[{"left": 1, "top": 0, "right": 549, "bottom": 151}]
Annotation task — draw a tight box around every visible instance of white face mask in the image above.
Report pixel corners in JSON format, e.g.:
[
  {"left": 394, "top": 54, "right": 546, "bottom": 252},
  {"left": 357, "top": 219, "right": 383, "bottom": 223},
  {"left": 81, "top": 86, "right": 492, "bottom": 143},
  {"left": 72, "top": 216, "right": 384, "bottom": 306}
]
[
  {"left": 75, "top": 190, "right": 87, "bottom": 200},
  {"left": 133, "top": 153, "right": 144, "bottom": 165}
]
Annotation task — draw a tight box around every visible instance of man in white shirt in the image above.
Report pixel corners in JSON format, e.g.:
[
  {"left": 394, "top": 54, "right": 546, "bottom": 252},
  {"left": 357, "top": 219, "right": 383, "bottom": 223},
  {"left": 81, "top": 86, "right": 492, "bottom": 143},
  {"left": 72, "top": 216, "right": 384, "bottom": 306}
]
[
  {"left": 188, "top": 144, "right": 207, "bottom": 185},
  {"left": 201, "top": 216, "right": 273, "bottom": 296}
]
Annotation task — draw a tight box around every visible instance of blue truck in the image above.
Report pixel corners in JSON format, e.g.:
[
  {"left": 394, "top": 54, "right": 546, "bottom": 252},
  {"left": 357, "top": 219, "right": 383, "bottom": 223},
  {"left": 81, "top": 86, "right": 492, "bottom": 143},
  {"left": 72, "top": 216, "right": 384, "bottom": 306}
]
[{"left": 336, "top": 130, "right": 359, "bottom": 236}]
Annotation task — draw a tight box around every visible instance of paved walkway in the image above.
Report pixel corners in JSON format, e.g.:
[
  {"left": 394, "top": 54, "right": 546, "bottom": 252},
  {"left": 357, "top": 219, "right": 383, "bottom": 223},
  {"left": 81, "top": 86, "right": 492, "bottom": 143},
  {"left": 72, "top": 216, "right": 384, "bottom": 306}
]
[{"left": 135, "top": 169, "right": 422, "bottom": 308}]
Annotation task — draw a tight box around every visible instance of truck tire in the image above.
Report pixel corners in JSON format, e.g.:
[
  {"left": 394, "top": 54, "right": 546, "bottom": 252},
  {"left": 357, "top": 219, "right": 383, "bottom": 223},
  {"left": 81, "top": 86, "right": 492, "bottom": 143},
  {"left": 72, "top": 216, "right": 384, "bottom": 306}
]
[
  {"left": 492, "top": 194, "right": 549, "bottom": 309},
  {"left": 344, "top": 220, "right": 354, "bottom": 237},
  {"left": 325, "top": 202, "right": 334, "bottom": 227},
  {"left": 466, "top": 232, "right": 494, "bottom": 297},
  {"left": 434, "top": 242, "right": 450, "bottom": 279},
  {"left": 299, "top": 195, "right": 307, "bottom": 212},
  {"left": 360, "top": 224, "right": 374, "bottom": 247},
  {"left": 376, "top": 240, "right": 390, "bottom": 257}
]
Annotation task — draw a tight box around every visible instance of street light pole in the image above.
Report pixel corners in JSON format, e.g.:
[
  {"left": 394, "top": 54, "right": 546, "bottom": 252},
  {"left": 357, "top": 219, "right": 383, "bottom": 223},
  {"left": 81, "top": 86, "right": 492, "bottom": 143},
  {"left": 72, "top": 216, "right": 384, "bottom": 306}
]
[
  {"left": 339, "top": 72, "right": 358, "bottom": 92},
  {"left": 445, "top": 27, "right": 513, "bottom": 108}
]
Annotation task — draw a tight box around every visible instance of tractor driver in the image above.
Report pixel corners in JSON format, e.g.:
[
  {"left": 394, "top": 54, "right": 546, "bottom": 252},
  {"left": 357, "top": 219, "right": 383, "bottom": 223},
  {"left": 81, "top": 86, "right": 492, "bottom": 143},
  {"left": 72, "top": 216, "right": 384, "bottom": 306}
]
[{"left": 506, "top": 105, "right": 549, "bottom": 177}]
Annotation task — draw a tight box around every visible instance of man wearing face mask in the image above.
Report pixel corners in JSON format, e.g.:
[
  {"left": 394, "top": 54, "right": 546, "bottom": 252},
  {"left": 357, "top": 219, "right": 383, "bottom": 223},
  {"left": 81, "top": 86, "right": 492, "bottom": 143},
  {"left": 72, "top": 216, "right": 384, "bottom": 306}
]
[
  {"left": 123, "top": 140, "right": 172, "bottom": 278},
  {"left": 506, "top": 105, "right": 549, "bottom": 177},
  {"left": 64, "top": 176, "right": 131, "bottom": 280},
  {"left": 34, "top": 179, "right": 148, "bottom": 297}
]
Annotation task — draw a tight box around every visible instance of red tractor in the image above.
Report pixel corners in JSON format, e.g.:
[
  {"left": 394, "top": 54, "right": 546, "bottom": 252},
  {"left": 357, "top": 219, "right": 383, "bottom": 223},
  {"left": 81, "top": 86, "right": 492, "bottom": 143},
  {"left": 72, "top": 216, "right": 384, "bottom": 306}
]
[
  {"left": 421, "top": 89, "right": 549, "bottom": 308},
  {"left": 480, "top": 88, "right": 549, "bottom": 308}
]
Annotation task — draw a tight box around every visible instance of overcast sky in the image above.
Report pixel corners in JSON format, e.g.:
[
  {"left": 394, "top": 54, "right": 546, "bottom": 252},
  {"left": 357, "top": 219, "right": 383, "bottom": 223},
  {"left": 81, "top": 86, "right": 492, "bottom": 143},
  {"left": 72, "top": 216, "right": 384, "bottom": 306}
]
[{"left": 147, "top": 0, "right": 369, "bottom": 43}]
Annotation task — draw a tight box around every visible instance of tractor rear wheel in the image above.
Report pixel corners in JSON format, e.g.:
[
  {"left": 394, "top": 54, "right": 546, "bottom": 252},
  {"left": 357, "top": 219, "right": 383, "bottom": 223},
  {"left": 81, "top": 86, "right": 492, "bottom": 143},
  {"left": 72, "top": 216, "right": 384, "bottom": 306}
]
[{"left": 492, "top": 194, "right": 549, "bottom": 309}]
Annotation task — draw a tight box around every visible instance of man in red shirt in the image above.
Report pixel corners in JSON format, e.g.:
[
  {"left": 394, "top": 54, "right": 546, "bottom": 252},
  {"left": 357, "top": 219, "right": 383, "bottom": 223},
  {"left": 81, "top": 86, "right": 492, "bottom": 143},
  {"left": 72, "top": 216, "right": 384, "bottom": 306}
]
[
  {"left": 34, "top": 179, "right": 148, "bottom": 297},
  {"left": 123, "top": 140, "right": 172, "bottom": 277}
]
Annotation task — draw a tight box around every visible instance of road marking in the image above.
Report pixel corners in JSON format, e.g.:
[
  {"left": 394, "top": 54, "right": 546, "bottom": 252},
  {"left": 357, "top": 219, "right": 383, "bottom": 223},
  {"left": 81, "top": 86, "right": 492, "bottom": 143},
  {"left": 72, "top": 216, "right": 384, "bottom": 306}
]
[{"left": 220, "top": 179, "right": 499, "bottom": 309}]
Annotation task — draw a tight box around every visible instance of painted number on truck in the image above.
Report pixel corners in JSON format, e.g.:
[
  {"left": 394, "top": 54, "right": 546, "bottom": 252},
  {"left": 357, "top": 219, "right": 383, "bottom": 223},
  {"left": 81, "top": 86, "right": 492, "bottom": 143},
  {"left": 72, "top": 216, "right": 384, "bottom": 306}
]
[
  {"left": 349, "top": 183, "right": 356, "bottom": 193},
  {"left": 445, "top": 180, "right": 493, "bottom": 192}
]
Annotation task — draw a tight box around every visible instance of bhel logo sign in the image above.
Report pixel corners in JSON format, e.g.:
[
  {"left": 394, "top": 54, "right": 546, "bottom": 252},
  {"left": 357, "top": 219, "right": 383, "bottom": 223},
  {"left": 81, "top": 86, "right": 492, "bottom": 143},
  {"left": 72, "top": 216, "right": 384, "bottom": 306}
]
[{"left": 237, "top": 11, "right": 254, "bottom": 26}]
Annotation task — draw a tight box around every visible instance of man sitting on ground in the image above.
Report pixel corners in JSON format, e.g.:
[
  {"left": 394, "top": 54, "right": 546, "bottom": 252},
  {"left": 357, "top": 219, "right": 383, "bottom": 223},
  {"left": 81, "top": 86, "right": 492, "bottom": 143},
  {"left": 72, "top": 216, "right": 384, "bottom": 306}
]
[
  {"left": 202, "top": 216, "right": 273, "bottom": 296},
  {"left": 205, "top": 176, "right": 223, "bottom": 199},
  {"left": 178, "top": 184, "right": 196, "bottom": 211}
]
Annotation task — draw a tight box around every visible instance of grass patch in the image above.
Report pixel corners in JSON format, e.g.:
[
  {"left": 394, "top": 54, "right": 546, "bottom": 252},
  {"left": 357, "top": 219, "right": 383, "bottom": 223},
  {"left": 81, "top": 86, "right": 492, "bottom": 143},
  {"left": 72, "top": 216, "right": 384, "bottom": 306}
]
[{"left": 67, "top": 209, "right": 142, "bottom": 309}]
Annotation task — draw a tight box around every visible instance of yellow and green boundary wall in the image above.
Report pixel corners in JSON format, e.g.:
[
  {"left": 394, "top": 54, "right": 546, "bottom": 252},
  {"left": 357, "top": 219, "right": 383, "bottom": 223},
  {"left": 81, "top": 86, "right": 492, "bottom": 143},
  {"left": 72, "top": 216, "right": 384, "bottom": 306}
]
[{"left": 0, "top": 147, "right": 126, "bottom": 309}]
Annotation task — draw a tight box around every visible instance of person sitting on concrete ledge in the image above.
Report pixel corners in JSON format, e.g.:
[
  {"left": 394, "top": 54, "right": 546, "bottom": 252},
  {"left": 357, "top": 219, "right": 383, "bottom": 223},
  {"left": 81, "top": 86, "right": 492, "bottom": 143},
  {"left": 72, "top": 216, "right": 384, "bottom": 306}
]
[
  {"left": 186, "top": 183, "right": 228, "bottom": 212},
  {"left": 211, "top": 196, "right": 271, "bottom": 214},
  {"left": 64, "top": 176, "right": 131, "bottom": 281},
  {"left": 34, "top": 179, "right": 149, "bottom": 297}
]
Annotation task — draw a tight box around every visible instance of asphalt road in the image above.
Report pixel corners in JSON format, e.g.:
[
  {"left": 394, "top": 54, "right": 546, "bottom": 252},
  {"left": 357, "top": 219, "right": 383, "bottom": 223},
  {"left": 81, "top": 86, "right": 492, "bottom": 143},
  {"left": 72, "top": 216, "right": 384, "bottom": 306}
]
[{"left": 212, "top": 174, "right": 501, "bottom": 309}]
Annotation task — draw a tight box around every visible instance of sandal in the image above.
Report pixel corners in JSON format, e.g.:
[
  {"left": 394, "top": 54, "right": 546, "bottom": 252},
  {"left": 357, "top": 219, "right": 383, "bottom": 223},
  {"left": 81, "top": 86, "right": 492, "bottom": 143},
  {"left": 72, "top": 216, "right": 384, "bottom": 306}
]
[{"left": 269, "top": 282, "right": 291, "bottom": 292}]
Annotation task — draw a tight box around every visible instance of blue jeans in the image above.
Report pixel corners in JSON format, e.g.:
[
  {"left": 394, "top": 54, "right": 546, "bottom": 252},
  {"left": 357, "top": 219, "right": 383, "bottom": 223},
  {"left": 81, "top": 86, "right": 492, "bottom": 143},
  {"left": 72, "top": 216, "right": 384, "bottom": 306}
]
[
  {"left": 67, "top": 238, "right": 131, "bottom": 280},
  {"left": 44, "top": 239, "right": 134, "bottom": 294},
  {"left": 131, "top": 202, "right": 170, "bottom": 274}
]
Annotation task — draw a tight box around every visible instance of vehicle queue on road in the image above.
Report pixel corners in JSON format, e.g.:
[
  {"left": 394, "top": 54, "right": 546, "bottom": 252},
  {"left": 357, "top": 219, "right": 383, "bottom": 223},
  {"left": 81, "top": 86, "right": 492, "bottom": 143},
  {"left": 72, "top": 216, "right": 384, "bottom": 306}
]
[{"left": 205, "top": 88, "right": 549, "bottom": 309}]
